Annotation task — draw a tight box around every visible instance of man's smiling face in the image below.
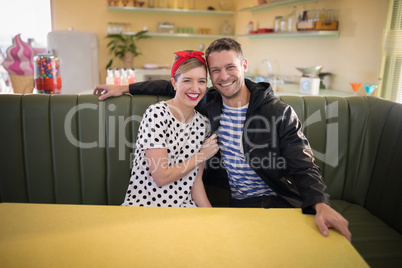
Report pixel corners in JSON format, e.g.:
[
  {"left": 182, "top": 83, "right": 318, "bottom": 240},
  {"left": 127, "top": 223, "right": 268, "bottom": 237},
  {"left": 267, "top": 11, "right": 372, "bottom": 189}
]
[{"left": 207, "top": 50, "right": 248, "bottom": 104}]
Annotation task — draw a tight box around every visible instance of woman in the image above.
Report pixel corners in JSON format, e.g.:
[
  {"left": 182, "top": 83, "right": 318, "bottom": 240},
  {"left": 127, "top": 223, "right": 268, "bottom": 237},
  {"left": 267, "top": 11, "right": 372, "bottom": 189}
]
[{"left": 121, "top": 50, "right": 219, "bottom": 207}]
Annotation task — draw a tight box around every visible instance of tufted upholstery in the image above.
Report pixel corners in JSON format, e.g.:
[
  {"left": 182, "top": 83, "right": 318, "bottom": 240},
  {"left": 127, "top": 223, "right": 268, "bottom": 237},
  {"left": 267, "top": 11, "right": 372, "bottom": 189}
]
[
  {"left": 279, "top": 96, "right": 402, "bottom": 268},
  {"left": 0, "top": 94, "right": 401, "bottom": 267}
]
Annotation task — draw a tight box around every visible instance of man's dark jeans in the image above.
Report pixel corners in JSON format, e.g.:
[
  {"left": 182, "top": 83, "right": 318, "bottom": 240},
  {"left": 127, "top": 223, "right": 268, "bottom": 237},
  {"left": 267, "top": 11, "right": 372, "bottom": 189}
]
[{"left": 230, "top": 195, "right": 294, "bottom": 208}]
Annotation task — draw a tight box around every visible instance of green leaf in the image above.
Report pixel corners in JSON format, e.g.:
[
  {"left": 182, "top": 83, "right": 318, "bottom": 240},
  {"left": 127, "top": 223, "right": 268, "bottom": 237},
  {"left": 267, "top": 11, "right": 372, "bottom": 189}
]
[
  {"left": 104, "top": 31, "right": 150, "bottom": 69},
  {"left": 106, "top": 59, "right": 113, "bottom": 69}
]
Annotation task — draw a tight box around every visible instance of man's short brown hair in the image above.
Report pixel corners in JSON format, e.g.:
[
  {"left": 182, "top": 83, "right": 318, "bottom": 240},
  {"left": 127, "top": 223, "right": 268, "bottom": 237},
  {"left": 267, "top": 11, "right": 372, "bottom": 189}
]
[{"left": 205, "top": 38, "right": 244, "bottom": 66}]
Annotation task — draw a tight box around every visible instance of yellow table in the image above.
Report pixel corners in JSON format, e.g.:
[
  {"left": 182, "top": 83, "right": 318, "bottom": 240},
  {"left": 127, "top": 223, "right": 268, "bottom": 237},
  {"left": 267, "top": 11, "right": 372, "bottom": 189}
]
[{"left": 0, "top": 203, "right": 367, "bottom": 267}]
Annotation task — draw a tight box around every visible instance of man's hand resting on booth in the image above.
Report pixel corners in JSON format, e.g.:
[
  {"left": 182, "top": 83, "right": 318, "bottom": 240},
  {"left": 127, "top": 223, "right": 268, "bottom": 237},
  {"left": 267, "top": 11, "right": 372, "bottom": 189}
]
[
  {"left": 314, "top": 203, "right": 351, "bottom": 242},
  {"left": 93, "top": 84, "right": 129, "bottom": 101}
]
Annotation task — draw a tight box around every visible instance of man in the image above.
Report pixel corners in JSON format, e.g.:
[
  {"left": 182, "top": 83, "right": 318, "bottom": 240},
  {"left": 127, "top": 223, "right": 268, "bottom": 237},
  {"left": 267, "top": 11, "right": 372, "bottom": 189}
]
[{"left": 94, "top": 38, "right": 351, "bottom": 242}]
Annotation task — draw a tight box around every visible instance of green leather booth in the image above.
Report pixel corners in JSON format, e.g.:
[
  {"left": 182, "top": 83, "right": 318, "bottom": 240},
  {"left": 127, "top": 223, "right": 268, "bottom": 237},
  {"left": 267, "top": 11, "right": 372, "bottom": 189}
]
[{"left": 0, "top": 94, "right": 401, "bottom": 267}]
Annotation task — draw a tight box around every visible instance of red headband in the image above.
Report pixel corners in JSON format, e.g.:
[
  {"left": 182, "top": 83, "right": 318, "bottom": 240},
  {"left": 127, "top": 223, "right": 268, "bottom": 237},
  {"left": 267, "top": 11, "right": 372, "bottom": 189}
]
[{"left": 171, "top": 51, "right": 207, "bottom": 78}]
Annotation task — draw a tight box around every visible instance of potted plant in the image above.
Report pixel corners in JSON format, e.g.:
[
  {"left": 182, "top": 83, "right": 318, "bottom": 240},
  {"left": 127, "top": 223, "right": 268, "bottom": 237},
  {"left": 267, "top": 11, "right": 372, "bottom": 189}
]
[{"left": 105, "top": 30, "right": 150, "bottom": 69}]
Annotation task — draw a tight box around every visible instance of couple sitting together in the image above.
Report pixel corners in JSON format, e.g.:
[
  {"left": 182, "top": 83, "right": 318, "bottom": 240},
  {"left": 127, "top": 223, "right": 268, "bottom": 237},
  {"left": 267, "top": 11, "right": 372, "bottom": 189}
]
[{"left": 93, "top": 38, "right": 351, "bottom": 242}]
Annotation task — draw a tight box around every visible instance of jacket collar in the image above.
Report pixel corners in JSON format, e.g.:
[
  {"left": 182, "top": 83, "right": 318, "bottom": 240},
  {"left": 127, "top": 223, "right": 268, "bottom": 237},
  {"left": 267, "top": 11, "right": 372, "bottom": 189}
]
[
  {"left": 206, "top": 79, "right": 276, "bottom": 132},
  {"left": 245, "top": 79, "right": 276, "bottom": 115}
]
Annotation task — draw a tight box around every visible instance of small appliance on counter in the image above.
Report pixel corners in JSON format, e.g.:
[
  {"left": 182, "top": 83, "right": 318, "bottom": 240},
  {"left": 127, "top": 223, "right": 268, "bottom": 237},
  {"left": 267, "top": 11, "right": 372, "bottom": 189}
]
[
  {"left": 296, "top": 65, "right": 322, "bottom": 95},
  {"left": 135, "top": 68, "right": 171, "bottom": 82},
  {"left": 158, "top": 22, "right": 175, "bottom": 34}
]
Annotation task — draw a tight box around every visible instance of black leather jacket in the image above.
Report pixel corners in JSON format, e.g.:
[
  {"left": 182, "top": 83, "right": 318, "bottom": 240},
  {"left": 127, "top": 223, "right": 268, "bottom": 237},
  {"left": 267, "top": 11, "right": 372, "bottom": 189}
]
[{"left": 129, "top": 79, "right": 331, "bottom": 213}]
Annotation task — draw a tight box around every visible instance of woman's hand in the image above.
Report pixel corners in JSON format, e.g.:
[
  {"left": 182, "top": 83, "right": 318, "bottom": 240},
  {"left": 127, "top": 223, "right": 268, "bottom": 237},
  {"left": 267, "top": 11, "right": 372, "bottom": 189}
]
[
  {"left": 144, "top": 135, "right": 218, "bottom": 188},
  {"left": 198, "top": 134, "right": 219, "bottom": 161},
  {"left": 93, "top": 84, "right": 129, "bottom": 101}
]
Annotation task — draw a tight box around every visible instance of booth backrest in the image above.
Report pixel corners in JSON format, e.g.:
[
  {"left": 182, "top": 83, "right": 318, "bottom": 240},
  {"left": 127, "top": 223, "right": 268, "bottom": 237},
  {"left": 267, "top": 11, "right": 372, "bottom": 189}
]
[
  {"left": 0, "top": 94, "right": 401, "bottom": 233},
  {"left": 0, "top": 95, "right": 166, "bottom": 205},
  {"left": 280, "top": 96, "right": 402, "bottom": 233}
]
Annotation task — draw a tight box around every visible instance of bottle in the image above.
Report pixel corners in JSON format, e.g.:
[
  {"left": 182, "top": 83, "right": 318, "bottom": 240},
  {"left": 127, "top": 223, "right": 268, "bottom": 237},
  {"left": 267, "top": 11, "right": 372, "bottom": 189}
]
[
  {"left": 128, "top": 68, "right": 137, "bottom": 84},
  {"left": 107, "top": 22, "right": 113, "bottom": 34},
  {"left": 188, "top": 0, "right": 195, "bottom": 9},
  {"left": 280, "top": 17, "right": 287, "bottom": 32},
  {"left": 167, "top": 0, "right": 173, "bottom": 8},
  {"left": 106, "top": 68, "right": 114, "bottom": 85},
  {"left": 177, "top": 0, "right": 183, "bottom": 9},
  {"left": 121, "top": 69, "right": 129, "bottom": 85},
  {"left": 114, "top": 68, "right": 121, "bottom": 85},
  {"left": 247, "top": 21, "right": 253, "bottom": 34},
  {"left": 287, "top": 6, "right": 298, "bottom": 32},
  {"left": 274, "top": 16, "right": 283, "bottom": 32},
  {"left": 158, "top": 0, "right": 165, "bottom": 8}
]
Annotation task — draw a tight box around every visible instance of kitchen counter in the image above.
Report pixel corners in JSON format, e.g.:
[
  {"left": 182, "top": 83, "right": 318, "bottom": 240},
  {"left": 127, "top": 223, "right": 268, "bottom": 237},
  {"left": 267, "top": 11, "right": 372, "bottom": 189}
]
[
  {"left": 245, "top": 75, "right": 352, "bottom": 97},
  {"left": 274, "top": 83, "right": 352, "bottom": 97}
]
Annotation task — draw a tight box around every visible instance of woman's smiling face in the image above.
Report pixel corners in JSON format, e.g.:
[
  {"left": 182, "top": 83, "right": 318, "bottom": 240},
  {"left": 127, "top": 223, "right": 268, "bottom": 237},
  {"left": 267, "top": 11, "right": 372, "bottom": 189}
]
[{"left": 171, "top": 66, "right": 207, "bottom": 108}]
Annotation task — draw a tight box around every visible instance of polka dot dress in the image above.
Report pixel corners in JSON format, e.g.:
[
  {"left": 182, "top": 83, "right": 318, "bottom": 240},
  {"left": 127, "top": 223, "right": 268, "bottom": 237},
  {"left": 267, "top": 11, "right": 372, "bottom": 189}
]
[{"left": 122, "top": 101, "right": 210, "bottom": 207}]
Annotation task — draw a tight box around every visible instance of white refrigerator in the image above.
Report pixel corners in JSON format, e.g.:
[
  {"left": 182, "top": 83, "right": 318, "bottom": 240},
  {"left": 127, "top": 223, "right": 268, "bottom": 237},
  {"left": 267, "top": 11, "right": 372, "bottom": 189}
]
[{"left": 47, "top": 30, "right": 99, "bottom": 94}]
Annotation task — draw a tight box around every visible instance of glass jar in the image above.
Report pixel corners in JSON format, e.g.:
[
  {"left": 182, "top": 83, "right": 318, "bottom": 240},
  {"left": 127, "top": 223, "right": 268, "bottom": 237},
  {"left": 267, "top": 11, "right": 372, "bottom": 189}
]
[
  {"left": 274, "top": 16, "right": 283, "bottom": 32},
  {"left": 287, "top": 6, "right": 298, "bottom": 32},
  {"left": 280, "top": 17, "right": 287, "bottom": 32},
  {"left": 33, "top": 54, "right": 62, "bottom": 94}
]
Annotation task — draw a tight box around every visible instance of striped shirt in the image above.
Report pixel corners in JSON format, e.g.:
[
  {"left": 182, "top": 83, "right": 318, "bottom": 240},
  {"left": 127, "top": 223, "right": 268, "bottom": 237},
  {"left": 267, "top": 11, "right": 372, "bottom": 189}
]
[{"left": 218, "top": 103, "right": 276, "bottom": 199}]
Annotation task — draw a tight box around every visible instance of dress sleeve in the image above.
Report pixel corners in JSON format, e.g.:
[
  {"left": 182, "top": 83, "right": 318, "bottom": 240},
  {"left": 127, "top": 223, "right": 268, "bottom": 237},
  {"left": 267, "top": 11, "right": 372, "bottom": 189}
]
[{"left": 136, "top": 104, "right": 168, "bottom": 150}]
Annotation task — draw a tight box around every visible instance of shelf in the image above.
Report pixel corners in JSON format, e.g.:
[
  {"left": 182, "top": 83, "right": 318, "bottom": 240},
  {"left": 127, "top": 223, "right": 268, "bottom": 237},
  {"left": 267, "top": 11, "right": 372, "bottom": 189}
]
[
  {"left": 123, "top": 31, "right": 337, "bottom": 39},
  {"left": 123, "top": 32, "right": 234, "bottom": 39},
  {"left": 148, "top": 33, "right": 234, "bottom": 39},
  {"left": 107, "top": 6, "right": 235, "bottom": 16},
  {"left": 238, "top": 31, "right": 339, "bottom": 39},
  {"left": 239, "top": 0, "right": 327, "bottom": 13}
]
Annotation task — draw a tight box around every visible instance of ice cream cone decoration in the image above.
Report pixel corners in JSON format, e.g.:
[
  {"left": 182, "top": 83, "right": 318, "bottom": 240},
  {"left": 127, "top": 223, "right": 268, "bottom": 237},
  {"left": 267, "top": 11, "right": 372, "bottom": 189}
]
[
  {"left": 8, "top": 74, "right": 34, "bottom": 94},
  {"left": 2, "top": 34, "right": 35, "bottom": 94}
]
